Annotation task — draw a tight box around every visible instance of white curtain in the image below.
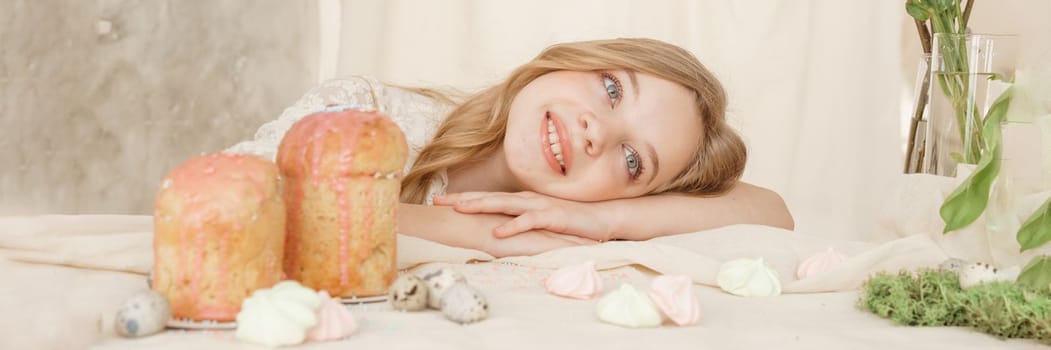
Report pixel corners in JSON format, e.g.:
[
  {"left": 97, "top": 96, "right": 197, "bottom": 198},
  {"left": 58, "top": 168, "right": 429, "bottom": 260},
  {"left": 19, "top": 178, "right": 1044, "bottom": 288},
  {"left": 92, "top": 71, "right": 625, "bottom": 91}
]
[{"left": 319, "top": 0, "right": 909, "bottom": 240}]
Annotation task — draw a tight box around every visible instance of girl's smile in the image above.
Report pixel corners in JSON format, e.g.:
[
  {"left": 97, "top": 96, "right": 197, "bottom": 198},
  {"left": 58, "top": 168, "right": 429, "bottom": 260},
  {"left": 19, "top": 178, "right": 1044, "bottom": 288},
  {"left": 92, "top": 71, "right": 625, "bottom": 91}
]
[{"left": 541, "top": 111, "right": 572, "bottom": 176}]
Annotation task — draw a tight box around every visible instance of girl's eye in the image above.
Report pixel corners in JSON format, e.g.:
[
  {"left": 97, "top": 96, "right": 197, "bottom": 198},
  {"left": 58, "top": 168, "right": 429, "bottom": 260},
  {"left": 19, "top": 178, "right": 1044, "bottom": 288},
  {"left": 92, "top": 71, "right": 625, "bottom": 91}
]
[
  {"left": 623, "top": 146, "right": 643, "bottom": 180},
  {"left": 601, "top": 73, "right": 623, "bottom": 106}
]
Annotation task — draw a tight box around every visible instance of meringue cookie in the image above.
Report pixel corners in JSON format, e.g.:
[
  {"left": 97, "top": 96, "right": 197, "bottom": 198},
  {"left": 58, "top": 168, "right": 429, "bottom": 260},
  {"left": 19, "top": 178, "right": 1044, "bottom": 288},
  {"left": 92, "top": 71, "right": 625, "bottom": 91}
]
[
  {"left": 648, "top": 275, "right": 700, "bottom": 326},
  {"left": 114, "top": 290, "right": 171, "bottom": 338},
  {"left": 958, "top": 262, "right": 1018, "bottom": 289},
  {"left": 235, "top": 281, "right": 321, "bottom": 347},
  {"left": 545, "top": 261, "right": 604, "bottom": 299},
  {"left": 389, "top": 274, "right": 429, "bottom": 311},
  {"left": 420, "top": 267, "right": 466, "bottom": 309},
  {"left": 717, "top": 258, "right": 782, "bottom": 297},
  {"left": 306, "top": 291, "right": 357, "bottom": 342},
  {"left": 596, "top": 284, "right": 662, "bottom": 328},
  {"left": 796, "top": 247, "right": 848, "bottom": 279},
  {"left": 439, "top": 282, "right": 489, "bottom": 324}
]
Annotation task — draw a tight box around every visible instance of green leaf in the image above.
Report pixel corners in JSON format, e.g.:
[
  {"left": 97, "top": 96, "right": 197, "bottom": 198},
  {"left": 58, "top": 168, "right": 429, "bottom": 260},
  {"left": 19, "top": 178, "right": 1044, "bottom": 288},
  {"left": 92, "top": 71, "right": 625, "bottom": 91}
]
[
  {"left": 939, "top": 144, "right": 1000, "bottom": 233},
  {"left": 906, "top": 2, "right": 931, "bottom": 21},
  {"left": 949, "top": 152, "right": 964, "bottom": 164},
  {"left": 1017, "top": 198, "right": 1051, "bottom": 251},
  {"left": 1016, "top": 255, "right": 1051, "bottom": 291},
  {"left": 939, "top": 87, "right": 1013, "bottom": 233}
]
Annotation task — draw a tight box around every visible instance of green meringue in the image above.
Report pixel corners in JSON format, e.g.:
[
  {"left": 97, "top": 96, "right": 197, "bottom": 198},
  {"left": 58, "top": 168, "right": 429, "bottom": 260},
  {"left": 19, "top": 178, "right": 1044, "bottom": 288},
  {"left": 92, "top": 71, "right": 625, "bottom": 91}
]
[
  {"left": 595, "top": 284, "right": 662, "bottom": 328},
  {"left": 717, "top": 257, "right": 782, "bottom": 297}
]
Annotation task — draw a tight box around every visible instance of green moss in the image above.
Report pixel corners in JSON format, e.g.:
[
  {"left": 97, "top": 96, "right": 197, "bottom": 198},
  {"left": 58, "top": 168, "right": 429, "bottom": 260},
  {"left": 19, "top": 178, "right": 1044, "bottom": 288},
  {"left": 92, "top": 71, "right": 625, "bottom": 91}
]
[{"left": 858, "top": 269, "right": 1051, "bottom": 344}]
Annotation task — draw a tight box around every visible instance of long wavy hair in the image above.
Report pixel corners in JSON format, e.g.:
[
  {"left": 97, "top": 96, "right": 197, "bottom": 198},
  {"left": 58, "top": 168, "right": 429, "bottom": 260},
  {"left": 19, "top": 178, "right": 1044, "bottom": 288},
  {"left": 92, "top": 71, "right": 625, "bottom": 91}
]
[{"left": 400, "top": 38, "right": 746, "bottom": 204}]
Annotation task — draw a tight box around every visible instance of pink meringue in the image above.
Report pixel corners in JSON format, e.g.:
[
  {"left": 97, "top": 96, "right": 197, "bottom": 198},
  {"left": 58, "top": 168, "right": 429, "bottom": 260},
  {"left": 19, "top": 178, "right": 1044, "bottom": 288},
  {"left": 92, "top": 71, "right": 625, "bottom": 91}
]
[
  {"left": 306, "top": 291, "right": 357, "bottom": 342},
  {"left": 647, "top": 275, "right": 700, "bottom": 326},
  {"left": 797, "top": 247, "right": 848, "bottom": 279},
  {"left": 545, "top": 261, "right": 604, "bottom": 299}
]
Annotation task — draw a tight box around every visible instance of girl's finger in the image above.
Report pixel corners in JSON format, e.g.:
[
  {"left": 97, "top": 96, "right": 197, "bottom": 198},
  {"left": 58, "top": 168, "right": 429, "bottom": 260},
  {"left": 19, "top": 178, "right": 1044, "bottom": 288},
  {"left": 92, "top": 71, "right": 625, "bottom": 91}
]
[
  {"left": 433, "top": 192, "right": 496, "bottom": 205},
  {"left": 455, "top": 196, "right": 539, "bottom": 215},
  {"left": 494, "top": 211, "right": 553, "bottom": 238}
]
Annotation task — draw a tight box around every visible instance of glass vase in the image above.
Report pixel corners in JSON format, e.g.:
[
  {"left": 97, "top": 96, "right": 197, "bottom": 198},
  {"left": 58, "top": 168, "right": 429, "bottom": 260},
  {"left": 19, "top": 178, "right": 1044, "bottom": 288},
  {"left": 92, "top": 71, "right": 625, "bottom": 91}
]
[
  {"left": 922, "top": 33, "right": 1018, "bottom": 176},
  {"left": 904, "top": 54, "right": 931, "bottom": 174}
]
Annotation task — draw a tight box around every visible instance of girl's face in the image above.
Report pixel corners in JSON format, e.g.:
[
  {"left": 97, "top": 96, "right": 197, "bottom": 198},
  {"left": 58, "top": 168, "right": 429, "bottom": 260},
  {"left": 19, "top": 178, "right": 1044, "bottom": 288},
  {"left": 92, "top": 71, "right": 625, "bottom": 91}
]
[{"left": 502, "top": 70, "right": 703, "bottom": 201}]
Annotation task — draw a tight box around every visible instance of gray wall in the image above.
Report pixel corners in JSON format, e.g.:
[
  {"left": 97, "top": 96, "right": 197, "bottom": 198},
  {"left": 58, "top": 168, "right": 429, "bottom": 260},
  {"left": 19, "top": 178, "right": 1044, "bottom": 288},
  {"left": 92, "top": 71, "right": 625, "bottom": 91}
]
[{"left": 1, "top": 0, "right": 318, "bottom": 215}]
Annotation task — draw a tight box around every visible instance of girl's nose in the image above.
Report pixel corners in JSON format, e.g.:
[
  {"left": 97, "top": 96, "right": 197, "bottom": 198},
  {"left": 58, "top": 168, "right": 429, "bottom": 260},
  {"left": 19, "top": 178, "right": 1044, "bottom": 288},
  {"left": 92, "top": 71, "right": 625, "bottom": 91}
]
[{"left": 580, "top": 112, "right": 608, "bottom": 157}]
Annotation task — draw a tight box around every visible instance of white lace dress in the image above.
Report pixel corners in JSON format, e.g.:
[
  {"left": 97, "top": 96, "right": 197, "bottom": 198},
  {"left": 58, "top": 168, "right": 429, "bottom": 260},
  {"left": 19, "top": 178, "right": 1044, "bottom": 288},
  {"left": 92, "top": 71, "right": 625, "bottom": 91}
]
[{"left": 225, "top": 76, "right": 454, "bottom": 205}]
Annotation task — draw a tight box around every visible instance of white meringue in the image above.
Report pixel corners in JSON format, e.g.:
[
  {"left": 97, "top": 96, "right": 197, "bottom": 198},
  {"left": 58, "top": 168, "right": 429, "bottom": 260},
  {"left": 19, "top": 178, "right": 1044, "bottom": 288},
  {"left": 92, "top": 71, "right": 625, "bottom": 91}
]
[
  {"left": 235, "top": 281, "right": 321, "bottom": 347},
  {"left": 595, "top": 284, "right": 662, "bottom": 328},
  {"left": 796, "top": 247, "right": 848, "bottom": 279},
  {"left": 957, "top": 262, "right": 1018, "bottom": 289},
  {"left": 716, "top": 258, "right": 782, "bottom": 297},
  {"left": 419, "top": 267, "right": 466, "bottom": 309},
  {"left": 306, "top": 291, "right": 357, "bottom": 342},
  {"left": 545, "top": 261, "right": 604, "bottom": 299},
  {"left": 648, "top": 275, "right": 700, "bottom": 326}
]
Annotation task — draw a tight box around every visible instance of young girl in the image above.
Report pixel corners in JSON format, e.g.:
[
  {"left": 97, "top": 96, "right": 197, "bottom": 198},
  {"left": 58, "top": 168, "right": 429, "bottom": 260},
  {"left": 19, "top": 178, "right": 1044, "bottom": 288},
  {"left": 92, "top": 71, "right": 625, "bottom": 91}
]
[{"left": 228, "top": 38, "right": 793, "bottom": 257}]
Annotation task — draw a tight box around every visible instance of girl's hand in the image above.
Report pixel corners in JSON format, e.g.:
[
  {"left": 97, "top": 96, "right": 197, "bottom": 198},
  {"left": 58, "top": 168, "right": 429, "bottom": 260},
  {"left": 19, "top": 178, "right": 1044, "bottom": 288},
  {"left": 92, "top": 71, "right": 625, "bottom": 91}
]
[{"left": 434, "top": 191, "right": 617, "bottom": 242}]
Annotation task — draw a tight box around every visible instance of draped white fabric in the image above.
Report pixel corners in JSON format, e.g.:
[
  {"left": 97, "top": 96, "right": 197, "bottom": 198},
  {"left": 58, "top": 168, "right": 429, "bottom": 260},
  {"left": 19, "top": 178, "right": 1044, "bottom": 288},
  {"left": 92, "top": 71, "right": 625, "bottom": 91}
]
[{"left": 319, "top": 0, "right": 1050, "bottom": 240}]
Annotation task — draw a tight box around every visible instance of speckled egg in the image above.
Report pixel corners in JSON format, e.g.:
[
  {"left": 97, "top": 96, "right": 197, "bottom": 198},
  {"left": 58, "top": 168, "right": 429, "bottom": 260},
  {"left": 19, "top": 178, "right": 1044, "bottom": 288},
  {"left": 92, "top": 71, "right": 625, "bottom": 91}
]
[
  {"left": 939, "top": 258, "right": 969, "bottom": 273},
  {"left": 115, "top": 290, "right": 171, "bottom": 338},
  {"left": 419, "top": 267, "right": 466, "bottom": 309},
  {"left": 389, "top": 274, "right": 429, "bottom": 311},
  {"left": 439, "top": 282, "right": 488, "bottom": 324},
  {"left": 957, "top": 262, "right": 1014, "bottom": 289}
]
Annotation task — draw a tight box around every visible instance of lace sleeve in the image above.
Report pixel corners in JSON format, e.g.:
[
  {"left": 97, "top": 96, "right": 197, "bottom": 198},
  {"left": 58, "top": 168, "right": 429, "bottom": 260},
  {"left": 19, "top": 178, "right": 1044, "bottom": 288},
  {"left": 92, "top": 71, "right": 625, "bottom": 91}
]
[
  {"left": 225, "top": 76, "right": 454, "bottom": 204},
  {"left": 225, "top": 77, "right": 379, "bottom": 161},
  {"left": 225, "top": 76, "right": 451, "bottom": 170}
]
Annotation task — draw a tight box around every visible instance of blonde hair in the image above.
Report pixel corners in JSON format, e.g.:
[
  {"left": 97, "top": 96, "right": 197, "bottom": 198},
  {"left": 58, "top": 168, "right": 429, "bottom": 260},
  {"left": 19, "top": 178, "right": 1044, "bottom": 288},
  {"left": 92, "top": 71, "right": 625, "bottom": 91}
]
[{"left": 400, "top": 38, "right": 746, "bottom": 203}]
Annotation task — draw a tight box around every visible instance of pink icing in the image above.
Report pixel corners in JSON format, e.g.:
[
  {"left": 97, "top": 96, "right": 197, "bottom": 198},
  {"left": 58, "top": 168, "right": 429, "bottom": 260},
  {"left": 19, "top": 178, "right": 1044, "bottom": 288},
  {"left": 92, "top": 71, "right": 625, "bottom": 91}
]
[
  {"left": 278, "top": 110, "right": 394, "bottom": 292},
  {"left": 157, "top": 153, "right": 277, "bottom": 321},
  {"left": 306, "top": 291, "right": 357, "bottom": 342},
  {"left": 648, "top": 275, "right": 700, "bottom": 326},
  {"left": 544, "top": 261, "right": 603, "bottom": 299},
  {"left": 797, "top": 247, "right": 848, "bottom": 279}
]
